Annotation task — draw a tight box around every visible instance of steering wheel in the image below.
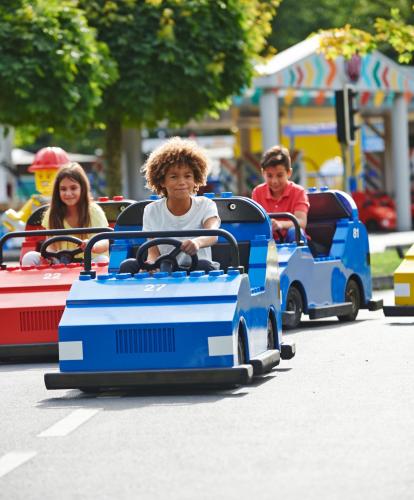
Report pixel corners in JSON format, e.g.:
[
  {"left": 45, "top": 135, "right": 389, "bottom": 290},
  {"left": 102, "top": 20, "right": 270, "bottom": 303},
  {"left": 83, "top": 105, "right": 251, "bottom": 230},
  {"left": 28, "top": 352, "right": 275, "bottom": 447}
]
[
  {"left": 136, "top": 238, "right": 198, "bottom": 273},
  {"left": 40, "top": 235, "right": 84, "bottom": 264}
]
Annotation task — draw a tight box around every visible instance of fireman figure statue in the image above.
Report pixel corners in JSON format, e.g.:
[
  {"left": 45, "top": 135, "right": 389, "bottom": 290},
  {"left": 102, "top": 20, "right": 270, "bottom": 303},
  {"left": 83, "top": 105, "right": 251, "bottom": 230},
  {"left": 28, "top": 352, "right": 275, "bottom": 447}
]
[{"left": 2, "top": 147, "right": 70, "bottom": 232}]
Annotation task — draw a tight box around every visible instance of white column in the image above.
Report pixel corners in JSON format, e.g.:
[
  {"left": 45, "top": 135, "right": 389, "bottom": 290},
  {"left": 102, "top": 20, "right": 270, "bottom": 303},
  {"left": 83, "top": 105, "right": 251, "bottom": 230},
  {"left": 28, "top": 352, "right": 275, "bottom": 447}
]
[
  {"left": 391, "top": 94, "right": 411, "bottom": 231},
  {"left": 259, "top": 90, "right": 279, "bottom": 151}
]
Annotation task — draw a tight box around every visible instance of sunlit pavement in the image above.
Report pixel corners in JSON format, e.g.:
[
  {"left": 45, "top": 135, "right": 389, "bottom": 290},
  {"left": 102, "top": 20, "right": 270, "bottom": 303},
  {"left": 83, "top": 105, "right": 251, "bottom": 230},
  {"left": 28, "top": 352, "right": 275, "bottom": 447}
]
[{"left": 0, "top": 287, "right": 413, "bottom": 500}]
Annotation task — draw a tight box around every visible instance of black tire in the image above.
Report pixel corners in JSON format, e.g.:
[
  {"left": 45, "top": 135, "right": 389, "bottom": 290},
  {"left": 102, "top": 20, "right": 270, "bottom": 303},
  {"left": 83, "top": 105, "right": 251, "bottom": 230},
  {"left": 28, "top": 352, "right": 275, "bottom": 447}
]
[
  {"left": 237, "top": 328, "right": 247, "bottom": 365},
  {"left": 338, "top": 279, "right": 361, "bottom": 322},
  {"left": 366, "top": 220, "right": 378, "bottom": 232},
  {"left": 285, "top": 286, "right": 303, "bottom": 329},
  {"left": 267, "top": 316, "right": 275, "bottom": 349}
]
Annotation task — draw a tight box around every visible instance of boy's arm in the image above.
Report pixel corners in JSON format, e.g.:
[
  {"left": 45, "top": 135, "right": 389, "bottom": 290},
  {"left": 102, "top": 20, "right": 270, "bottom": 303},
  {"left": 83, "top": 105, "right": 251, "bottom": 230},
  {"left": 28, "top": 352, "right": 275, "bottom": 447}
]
[
  {"left": 273, "top": 210, "right": 307, "bottom": 231},
  {"left": 180, "top": 216, "right": 219, "bottom": 256}
]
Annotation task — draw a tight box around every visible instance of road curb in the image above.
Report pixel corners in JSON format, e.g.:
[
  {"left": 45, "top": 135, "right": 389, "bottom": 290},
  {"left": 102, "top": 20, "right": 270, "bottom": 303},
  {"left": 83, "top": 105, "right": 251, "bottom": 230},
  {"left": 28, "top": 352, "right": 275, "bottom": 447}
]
[{"left": 372, "top": 275, "right": 394, "bottom": 291}]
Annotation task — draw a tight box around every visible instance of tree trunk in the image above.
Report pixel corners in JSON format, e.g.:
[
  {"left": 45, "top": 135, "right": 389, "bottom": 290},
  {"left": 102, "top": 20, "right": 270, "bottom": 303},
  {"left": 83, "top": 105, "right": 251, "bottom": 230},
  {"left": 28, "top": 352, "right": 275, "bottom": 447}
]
[
  {"left": 105, "top": 117, "right": 122, "bottom": 196},
  {"left": 122, "top": 127, "right": 148, "bottom": 200}
]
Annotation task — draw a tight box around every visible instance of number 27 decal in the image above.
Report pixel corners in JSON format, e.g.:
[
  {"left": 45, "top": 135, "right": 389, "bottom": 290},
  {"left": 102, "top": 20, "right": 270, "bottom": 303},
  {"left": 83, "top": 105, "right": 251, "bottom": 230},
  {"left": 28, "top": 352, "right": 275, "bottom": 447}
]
[{"left": 143, "top": 284, "right": 166, "bottom": 292}]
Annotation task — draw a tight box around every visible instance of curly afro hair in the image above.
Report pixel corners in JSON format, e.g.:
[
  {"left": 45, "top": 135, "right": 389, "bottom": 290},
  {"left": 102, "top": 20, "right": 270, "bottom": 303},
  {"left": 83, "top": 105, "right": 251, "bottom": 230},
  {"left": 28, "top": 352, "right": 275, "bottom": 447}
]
[{"left": 142, "top": 137, "right": 210, "bottom": 197}]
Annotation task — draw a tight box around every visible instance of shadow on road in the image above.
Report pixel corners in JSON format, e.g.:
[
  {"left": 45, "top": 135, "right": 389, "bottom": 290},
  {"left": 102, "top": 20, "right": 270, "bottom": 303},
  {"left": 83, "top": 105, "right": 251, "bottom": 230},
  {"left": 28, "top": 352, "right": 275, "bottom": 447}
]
[
  {"left": 386, "top": 321, "right": 414, "bottom": 326},
  {"left": 283, "top": 318, "right": 370, "bottom": 336},
  {"left": 0, "top": 362, "right": 55, "bottom": 372},
  {"left": 35, "top": 368, "right": 286, "bottom": 408}
]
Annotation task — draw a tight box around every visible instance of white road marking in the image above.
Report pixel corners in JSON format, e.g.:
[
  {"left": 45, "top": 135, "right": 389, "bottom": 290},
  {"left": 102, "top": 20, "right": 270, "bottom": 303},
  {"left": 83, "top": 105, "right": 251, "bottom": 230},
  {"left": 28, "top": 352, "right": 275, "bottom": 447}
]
[
  {"left": 38, "top": 408, "right": 102, "bottom": 437},
  {"left": 0, "top": 451, "right": 37, "bottom": 478}
]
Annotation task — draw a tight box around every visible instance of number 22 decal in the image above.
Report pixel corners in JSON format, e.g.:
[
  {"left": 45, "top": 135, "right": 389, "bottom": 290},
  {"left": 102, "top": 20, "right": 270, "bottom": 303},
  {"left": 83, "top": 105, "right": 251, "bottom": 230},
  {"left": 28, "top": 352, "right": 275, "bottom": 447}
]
[{"left": 43, "top": 272, "right": 61, "bottom": 280}]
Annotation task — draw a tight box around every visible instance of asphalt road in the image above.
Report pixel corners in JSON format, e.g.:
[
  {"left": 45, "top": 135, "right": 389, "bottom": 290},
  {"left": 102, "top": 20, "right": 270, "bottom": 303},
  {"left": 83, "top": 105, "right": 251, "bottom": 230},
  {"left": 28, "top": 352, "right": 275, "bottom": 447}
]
[{"left": 1, "top": 290, "right": 413, "bottom": 500}]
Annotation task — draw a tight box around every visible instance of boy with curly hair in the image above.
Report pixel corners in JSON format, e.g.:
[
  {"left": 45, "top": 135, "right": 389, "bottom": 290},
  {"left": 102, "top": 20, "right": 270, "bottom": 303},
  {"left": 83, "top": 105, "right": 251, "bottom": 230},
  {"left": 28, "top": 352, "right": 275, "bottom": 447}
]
[{"left": 120, "top": 137, "right": 220, "bottom": 274}]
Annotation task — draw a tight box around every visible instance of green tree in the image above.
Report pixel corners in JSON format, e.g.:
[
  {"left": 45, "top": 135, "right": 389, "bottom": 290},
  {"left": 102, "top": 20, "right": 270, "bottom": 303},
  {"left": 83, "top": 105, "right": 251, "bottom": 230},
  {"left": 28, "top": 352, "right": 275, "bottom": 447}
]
[
  {"left": 267, "top": 0, "right": 414, "bottom": 62},
  {"left": 317, "top": 6, "right": 414, "bottom": 63},
  {"left": 80, "top": 0, "right": 280, "bottom": 195},
  {"left": 0, "top": 0, "right": 116, "bottom": 132}
]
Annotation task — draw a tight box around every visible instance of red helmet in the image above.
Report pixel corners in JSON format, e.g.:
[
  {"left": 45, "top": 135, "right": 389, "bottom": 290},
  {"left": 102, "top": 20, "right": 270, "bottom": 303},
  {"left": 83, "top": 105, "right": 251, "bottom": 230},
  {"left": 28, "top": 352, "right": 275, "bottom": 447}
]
[{"left": 28, "top": 147, "right": 70, "bottom": 172}]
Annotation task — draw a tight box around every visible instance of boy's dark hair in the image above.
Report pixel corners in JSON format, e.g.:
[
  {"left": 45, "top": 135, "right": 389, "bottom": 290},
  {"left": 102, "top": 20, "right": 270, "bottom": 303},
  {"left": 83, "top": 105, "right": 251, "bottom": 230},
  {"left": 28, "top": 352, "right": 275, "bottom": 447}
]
[
  {"left": 260, "top": 145, "right": 291, "bottom": 172},
  {"left": 48, "top": 162, "right": 91, "bottom": 229},
  {"left": 142, "top": 137, "right": 209, "bottom": 197}
]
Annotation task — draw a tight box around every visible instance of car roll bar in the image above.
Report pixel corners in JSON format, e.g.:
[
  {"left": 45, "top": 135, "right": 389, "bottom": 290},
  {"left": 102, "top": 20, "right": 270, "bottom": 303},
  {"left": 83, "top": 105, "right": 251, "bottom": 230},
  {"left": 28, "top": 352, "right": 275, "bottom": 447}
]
[
  {"left": 82, "top": 229, "right": 240, "bottom": 276},
  {"left": 0, "top": 227, "right": 113, "bottom": 268},
  {"left": 268, "top": 212, "right": 305, "bottom": 245}
]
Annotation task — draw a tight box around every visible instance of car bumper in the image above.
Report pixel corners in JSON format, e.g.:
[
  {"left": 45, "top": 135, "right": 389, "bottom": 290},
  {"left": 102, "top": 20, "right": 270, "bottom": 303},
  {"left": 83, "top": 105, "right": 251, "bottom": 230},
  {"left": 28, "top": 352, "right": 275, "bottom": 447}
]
[
  {"left": 362, "top": 299, "right": 384, "bottom": 311},
  {"left": 383, "top": 305, "right": 414, "bottom": 316},
  {"left": 0, "top": 342, "right": 58, "bottom": 362},
  {"left": 45, "top": 365, "right": 255, "bottom": 390}
]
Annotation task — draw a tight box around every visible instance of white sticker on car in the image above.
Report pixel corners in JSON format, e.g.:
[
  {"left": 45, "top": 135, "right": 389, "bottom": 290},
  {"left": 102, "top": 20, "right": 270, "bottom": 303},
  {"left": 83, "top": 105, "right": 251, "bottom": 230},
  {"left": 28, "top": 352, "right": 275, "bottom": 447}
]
[
  {"left": 208, "top": 336, "right": 233, "bottom": 356},
  {"left": 395, "top": 283, "right": 410, "bottom": 297},
  {"left": 59, "top": 341, "right": 83, "bottom": 361}
]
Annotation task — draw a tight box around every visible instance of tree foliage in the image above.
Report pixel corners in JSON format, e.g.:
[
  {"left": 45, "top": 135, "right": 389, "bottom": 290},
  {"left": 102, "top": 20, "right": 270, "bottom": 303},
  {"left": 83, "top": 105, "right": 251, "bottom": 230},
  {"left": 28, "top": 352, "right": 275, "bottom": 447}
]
[
  {"left": 375, "top": 8, "right": 414, "bottom": 63},
  {"left": 81, "top": 0, "right": 280, "bottom": 126},
  {"left": 78, "top": 0, "right": 280, "bottom": 194},
  {"left": 267, "top": 0, "right": 414, "bottom": 63},
  {"left": 0, "top": 0, "right": 116, "bottom": 131},
  {"left": 317, "top": 6, "right": 414, "bottom": 63}
]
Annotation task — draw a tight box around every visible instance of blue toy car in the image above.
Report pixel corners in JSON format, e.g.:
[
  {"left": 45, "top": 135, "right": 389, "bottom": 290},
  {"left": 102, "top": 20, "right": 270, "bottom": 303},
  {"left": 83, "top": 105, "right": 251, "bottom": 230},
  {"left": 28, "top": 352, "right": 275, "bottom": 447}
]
[
  {"left": 45, "top": 196, "right": 295, "bottom": 391},
  {"left": 272, "top": 188, "right": 383, "bottom": 329}
]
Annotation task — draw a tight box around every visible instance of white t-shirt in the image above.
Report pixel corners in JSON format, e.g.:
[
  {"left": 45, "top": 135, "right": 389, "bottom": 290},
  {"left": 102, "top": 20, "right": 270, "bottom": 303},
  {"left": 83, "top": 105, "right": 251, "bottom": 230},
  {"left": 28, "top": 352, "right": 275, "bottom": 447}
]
[{"left": 142, "top": 196, "right": 220, "bottom": 262}]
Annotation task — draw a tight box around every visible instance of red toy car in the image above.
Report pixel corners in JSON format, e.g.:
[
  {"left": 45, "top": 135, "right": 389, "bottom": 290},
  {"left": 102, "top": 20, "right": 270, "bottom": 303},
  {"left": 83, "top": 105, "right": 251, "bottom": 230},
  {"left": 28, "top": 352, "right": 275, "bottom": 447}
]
[
  {"left": 351, "top": 191, "right": 396, "bottom": 231},
  {"left": 0, "top": 197, "right": 133, "bottom": 362}
]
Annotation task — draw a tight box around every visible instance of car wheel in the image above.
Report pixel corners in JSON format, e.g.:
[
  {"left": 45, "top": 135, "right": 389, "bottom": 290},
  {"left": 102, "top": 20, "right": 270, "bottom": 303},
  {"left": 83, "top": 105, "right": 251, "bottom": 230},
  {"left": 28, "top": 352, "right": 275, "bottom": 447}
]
[
  {"left": 338, "top": 278, "right": 361, "bottom": 322},
  {"left": 267, "top": 316, "right": 275, "bottom": 349},
  {"left": 366, "top": 220, "right": 378, "bottom": 232},
  {"left": 237, "top": 328, "right": 247, "bottom": 365},
  {"left": 285, "top": 286, "right": 303, "bottom": 329}
]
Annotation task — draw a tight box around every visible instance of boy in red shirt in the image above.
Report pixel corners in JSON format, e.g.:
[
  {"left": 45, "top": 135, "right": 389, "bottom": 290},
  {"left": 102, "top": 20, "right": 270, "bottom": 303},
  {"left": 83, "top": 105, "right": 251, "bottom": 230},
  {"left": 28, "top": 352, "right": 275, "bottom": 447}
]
[{"left": 252, "top": 145, "right": 309, "bottom": 242}]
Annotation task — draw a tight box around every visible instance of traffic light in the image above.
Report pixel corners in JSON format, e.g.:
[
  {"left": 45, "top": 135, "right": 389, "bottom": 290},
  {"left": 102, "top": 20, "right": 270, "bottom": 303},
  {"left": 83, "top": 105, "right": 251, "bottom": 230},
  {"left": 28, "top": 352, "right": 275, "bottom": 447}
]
[{"left": 335, "top": 85, "right": 360, "bottom": 145}]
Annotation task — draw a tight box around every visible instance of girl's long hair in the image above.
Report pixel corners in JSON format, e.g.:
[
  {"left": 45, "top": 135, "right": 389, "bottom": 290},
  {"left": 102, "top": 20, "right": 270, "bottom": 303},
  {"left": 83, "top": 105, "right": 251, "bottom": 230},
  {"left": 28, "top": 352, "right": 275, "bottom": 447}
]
[{"left": 48, "top": 162, "right": 91, "bottom": 229}]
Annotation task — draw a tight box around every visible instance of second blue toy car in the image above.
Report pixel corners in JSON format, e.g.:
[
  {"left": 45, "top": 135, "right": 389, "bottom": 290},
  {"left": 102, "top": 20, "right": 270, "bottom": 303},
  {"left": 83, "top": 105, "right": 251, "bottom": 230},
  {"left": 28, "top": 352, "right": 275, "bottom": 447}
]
[{"left": 272, "top": 188, "right": 383, "bottom": 329}]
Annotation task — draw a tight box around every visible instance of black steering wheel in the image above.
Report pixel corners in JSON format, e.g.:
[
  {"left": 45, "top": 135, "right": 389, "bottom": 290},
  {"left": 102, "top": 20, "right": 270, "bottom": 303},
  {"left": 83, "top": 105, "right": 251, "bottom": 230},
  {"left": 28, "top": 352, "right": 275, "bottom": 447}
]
[
  {"left": 40, "top": 235, "right": 84, "bottom": 264},
  {"left": 136, "top": 238, "right": 198, "bottom": 273}
]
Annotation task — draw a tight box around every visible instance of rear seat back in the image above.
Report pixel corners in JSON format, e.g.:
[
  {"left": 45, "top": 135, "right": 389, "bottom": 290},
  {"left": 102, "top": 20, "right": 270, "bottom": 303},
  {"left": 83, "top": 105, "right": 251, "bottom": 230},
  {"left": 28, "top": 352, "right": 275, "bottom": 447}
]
[
  {"left": 306, "top": 191, "right": 354, "bottom": 255},
  {"left": 111, "top": 196, "right": 271, "bottom": 272},
  {"left": 212, "top": 197, "right": 271, "bottom": 271}
]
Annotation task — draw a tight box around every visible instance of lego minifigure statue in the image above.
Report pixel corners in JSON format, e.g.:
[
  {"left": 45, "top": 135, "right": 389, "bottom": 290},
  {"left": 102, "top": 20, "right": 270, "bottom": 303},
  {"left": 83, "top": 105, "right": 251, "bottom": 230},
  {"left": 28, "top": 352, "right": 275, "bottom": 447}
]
[{"left": 2, "top": 146, "right": 70, "bottom": 231}]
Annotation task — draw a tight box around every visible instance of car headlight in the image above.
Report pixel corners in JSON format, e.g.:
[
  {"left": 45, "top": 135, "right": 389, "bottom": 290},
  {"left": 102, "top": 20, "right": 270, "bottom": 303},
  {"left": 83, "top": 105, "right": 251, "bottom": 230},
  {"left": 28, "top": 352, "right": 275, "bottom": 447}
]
[{"left": 382, "top": 219, "right": 390, "bottom": 227}]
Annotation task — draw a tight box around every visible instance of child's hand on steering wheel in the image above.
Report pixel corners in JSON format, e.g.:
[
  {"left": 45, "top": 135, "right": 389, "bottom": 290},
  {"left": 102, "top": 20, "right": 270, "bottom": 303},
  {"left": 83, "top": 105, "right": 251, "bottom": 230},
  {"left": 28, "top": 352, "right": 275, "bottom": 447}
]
[
  {"left": 80, "top": 239, "right": 89, "bottom": 251},
  {"left": 271, "top": 219, "right": 283, "bottom": 232},
  {"left": 180, "top": 239, "right": 200, "bottom": 256}
]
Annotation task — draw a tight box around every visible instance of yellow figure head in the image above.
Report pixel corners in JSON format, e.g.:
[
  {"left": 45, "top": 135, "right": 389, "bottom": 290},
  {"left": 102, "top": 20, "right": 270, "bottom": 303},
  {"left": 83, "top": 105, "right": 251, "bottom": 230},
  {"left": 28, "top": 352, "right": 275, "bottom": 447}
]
[
  {"left": 28, "top": 147, "right": 70, "bottom": 195},
  {"left": 34, "top": 168, "right": 59, "bottom": 196}
]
